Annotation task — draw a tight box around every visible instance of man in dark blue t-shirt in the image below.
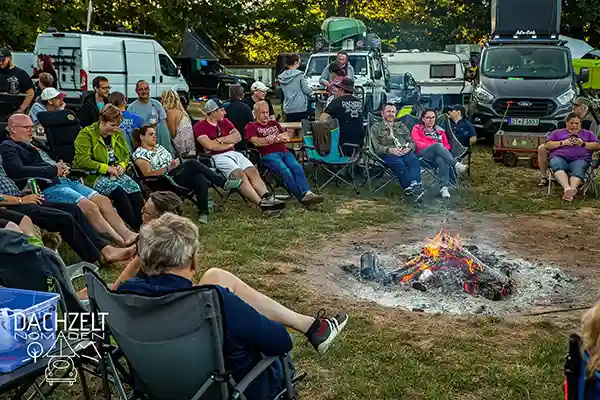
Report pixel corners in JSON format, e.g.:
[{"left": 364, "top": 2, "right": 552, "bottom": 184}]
[
  {"left": 117, "top": 213, "right": 348, "bottom": 400},
  {"left": 448, "top": 105, "right": 477, "bottom": 148}
]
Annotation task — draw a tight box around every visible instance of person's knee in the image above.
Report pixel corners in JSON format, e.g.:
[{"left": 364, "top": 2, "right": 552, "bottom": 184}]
[
  {"left": 245, "top": 167, "right": 260, "bottom": 178},
  {"left": 229, "top": 169, "right": 244, "bottom": 179},
  {"left": 200, "top": 267, "right": 228, "bottom": 285},
  {"left": 538, "top": 144, "right": 547, "bottom": 153},
  {"left": 78, "top": 198, "right": 101, "bottom": 214},
  {"left": 4, "top": 221, "right": 23, "bottom": 233}
]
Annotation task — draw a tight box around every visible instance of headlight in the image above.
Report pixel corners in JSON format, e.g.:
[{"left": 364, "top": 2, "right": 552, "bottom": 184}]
[
  {"left": 557, "top": 88, "right": 576, "bottom": 106},
  {"left": 474, "top": 86, "right": 494, "bottom": 104}
]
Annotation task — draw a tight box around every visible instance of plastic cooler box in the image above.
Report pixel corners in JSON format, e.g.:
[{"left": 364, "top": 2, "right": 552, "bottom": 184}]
[{"left": 0, "top": 288, "right": 60, "bottom": 373}]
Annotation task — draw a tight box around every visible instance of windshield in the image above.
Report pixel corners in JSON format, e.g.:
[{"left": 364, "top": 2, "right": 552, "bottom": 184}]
[
  {"left": 390, "top": 75, "right": 406, "bottom": 90},
  {"left": 306, "top": 55, "right": 369, "bottom": 77},
  {"left": 482, "top": 47, "right": 570, "bottom": 79}
]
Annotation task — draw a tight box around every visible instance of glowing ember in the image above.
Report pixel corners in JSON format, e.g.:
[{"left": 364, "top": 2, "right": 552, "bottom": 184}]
[{"left": 387, "top": 229, "right": 513, "bottom": 300}]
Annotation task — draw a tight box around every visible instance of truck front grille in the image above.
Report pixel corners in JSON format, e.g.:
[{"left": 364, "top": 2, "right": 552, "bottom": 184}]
[{"left": 492, "top": 99, "right": 556, "bottom": 117}]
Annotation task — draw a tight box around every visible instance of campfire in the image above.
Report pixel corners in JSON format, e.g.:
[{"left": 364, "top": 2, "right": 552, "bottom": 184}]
[{"left": 358, "top": 229, "right": 514, "bottom": 301}]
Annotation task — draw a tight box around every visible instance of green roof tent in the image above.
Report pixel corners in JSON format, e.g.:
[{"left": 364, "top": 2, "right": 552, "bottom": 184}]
[{"left": 321, "top": 17, "right": 366, "bottom": 44}]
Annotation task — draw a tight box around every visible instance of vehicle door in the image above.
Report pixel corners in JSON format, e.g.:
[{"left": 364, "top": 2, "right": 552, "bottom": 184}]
[
  {"left": 370, "top": 54, "right": 386, "bottom": 112},
  {"left": 124, "top": 40, "right": 158, "bottom": 99},
  {"left": 157, "top": 51, "right": 184, "bottom": 96}
]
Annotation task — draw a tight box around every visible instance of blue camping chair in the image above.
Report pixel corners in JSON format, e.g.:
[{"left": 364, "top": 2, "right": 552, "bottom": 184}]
[
  {"left": 564, "top": 333, "right": 600, "bottom": 400},
  {"left": 301, "top": 119, "right": 360, "bottom": 194}
]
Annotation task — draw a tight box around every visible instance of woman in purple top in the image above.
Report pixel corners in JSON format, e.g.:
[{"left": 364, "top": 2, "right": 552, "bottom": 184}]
[{"left": 545, "top": 113, "right": 600, "bottom": 201}]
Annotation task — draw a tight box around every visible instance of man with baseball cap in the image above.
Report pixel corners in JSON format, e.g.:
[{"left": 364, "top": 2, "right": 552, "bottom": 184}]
[
  {"left": 29, "top": 87, "right": 66, "bottom": 127},
  {"left": 193, "top": 98, "right": 285, "bottom": 212},
  {"left": 0, "top": 48, "right": 35, "bottom": 118},
  {"left": 245, "top": 81, "right": 275, "bottom": 120},
  {"left": 536, "top": 96, "right": 599, "bottom": 187}
]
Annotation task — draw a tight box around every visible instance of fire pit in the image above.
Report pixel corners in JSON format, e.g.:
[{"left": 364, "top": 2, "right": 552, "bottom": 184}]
[{"left": 337, "top": 229, "right": 581, "bottom": 315}]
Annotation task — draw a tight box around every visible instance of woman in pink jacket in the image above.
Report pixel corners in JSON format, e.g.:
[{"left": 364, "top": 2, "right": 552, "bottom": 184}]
[{"left": 411, "top": 109, "right": 467, "bottom": 198}]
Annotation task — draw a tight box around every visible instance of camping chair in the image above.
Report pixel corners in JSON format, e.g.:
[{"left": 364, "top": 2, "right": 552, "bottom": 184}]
[
  {"left": 437, "top": 114, "right": 471, "bottom": 176},
  {"left": 37, "top": 110, "right": 81, "bottom": 165},
  {"left": 300, "top": 118, "right": 360, "bottom": 194},
  {"left": 0, "top": 229, "right": 100, "bottom": 400},
  {"left": 547, "top": 158, "right": 600, "bottom": 199},
  {"left": 83, "top": 267, "right": 300, "bottom": 400},
  {"left": 563, "top": 333, "right": 600, "bottom": 399},
  {"left": 194, "top": 142, "right": 247, "bottom": 204},
  {"left": 363, "top": 113, "right": 399, "bottom": 195}
]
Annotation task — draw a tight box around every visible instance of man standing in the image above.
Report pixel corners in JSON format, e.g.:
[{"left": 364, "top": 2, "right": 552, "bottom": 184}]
[
  {"left": 319, "top": 51, "right": 355, "bottom": 89},
  {"left": 79, "top": 76, "right": 110, "bottom": 128},
  {"left": 128, "top": 80, "right": 173, "bottom": 155},
  {"left": 0, "top": 48, "right": 35, "bottom": 117},
  {"left": 244, "top": 81, "right": 275, "bottom": 120},
  {"left": 319, "top": 78, "right": 364, "bottom": 154}
]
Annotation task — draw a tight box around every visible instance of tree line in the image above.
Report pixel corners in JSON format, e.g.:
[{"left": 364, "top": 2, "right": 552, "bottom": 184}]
[{"left": 1, "top": 0, "right": 598, "bottom": 64}]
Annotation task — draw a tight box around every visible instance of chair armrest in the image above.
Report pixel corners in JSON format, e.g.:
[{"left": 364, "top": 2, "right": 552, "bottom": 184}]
[
  {"left": 341, "top": 143, "right": 361, "bottom": 149},
  {"left": 13, "top": 177, "right": 53, "bottom": 189},
  {"left": 231, "top": 355, "right": 281, "bottom": 397},
  {"left": 68, "top": 169, "right": 91, "bottom": 178}
]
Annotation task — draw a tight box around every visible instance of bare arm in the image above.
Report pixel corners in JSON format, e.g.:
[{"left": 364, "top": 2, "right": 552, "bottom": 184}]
[
  {"left": 545, "top": 140, "right": 566, "bottom": 150},
  {"left": 196, "top": 135, "right": 235, "bottom": 152},
  {"left": 165, "top": 110, "right": 181, "bottom": 138},
  {"left": 217, "top": 129, "right": 242, "bottom": 144},
  {"left": 19, "top": 88, "right": 34, "bottom": 112},
  {"left": 585, "top": 141, "right": 600, "bottom": 151},
  {"left": 134, "top": 158, "right": 168, "bottom": 177},
  {"left": 111, "top": 256, "right": 141, "bottom": 290}
]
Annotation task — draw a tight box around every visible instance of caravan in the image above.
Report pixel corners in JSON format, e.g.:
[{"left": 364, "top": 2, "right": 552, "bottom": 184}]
[
  {"left": 384, "top": 51, "right": 472, "bottom": 109},
  {"left": 34, "top": 30, "right": 189, "bottom": 108}
]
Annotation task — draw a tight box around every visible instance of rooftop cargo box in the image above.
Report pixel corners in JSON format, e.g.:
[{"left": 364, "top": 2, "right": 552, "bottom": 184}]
[
  {"left": 320, "top": 17, "right": 366, "bottom": 44},
  {"left": 491, "top": 0, "right": 561, "bottom": 37}
]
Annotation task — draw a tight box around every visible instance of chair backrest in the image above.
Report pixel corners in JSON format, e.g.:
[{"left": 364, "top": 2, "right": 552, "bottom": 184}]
[
  {"left": 437, "top": 114, "right": 468, "bottom": 159},
  {"left": 301, "top": 119, "right": 346, "bottom": 163},
  {"left": 84, "top": 268, "right": 229, "bottom": 400},
  {"left": 366, "top": 113, "right": 380, "bottom": 152},
  {"left": 399, "top": 114, "right": 420, "bottom": 132},
  {"left": 37, "top": 110, "right": 82, "bottom": 165},
  {"left": 0, "top": 230, "right": 87, "bottom": 315}
]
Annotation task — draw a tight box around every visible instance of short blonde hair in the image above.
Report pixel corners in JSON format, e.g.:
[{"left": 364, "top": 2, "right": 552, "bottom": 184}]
[
  {"left": 252, "top": 100, "right": 269, "bottom": 119},
  {"left": 99, "top": 104, "right": 122, "bottom": 123},
  {"left": 161, "top": 89, "right": 187, "bottom": 115},
  {"left": 582, "top": 302, "right": 600, "bottom": 374},
  {"left": 138, "top": 213, "right": 198, "bottom": 276}
]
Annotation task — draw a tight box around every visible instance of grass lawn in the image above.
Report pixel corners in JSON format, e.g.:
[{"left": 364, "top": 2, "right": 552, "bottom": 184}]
[{"left": 54, "top": 146, "right": 598, "bottom": 399}]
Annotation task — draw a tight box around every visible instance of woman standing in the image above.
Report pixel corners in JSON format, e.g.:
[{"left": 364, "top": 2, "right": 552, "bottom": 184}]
[
  {"left": 411, "top": 108, "right": 467, "bottom": 199},
  {"left": 74, "top": 104, "right": 144, "bottom": 230},
  {"left": 161, "top": 89, "right": 196, "bottom": 157},
  {"left": 277, "top": 54, "right": 313, "bottom": 122},
  {"left": 132, "top": 125, "right": 242, "bottom": 224},
  {"left": 33, "top": 55, "right": 58, "bottom": 88}
]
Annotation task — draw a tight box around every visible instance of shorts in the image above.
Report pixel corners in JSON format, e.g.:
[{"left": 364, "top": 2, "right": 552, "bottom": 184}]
[
  {"left": 212, "top": 151, "right": 255, "bottom": 178},
  {"left": 43, "top": 179, "right": 98, "bottom": 204},
  {"left": 549, "top": 157, "right": 589, "bottom": 181}
]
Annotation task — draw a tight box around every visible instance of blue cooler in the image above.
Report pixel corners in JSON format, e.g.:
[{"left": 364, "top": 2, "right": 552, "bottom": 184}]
[{"left": 0, "top": 288, "right": 60, "bottom": 373}]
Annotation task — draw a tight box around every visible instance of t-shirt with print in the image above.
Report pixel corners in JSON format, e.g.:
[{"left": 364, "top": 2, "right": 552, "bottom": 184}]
[
  {"left": 244, "top": 120, "right": 287, "bottom": 156},
  {"left": 0, "top": 66, "right": 35, "bottom": 116},
  {"left": 133, "top": 145, "right": 173, "bottom": 171},
  {"left": 120, "top": 110, "right": 144, "bottom": 151},
  {"left": 423, "top": 127, "right": 443, "bottom": 143},
  {"left": 324, "top": 94, "right": 364, "bottom": 147},
  {"left": 193, "top": 118, "right": 236, "bottom": 155}
]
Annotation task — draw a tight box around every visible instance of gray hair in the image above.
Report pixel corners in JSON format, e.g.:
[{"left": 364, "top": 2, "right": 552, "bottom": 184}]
[{"left": 138, "top": 213, "right": 198, "bottom": 276}]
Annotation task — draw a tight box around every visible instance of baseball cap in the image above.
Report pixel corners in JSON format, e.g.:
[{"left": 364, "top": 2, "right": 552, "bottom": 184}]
[
  {"left": 573, "top": 97, "right": 593, "bottom": 107},
  {"left": 40, "top": 88, "right": 66, "bottom": 101},
  {"left": 204, "top": 98, "right": 225, "bottom": 114},
  {"left": 0, "top": 48, "right": 11, "bottom": 61},
  {"left": 251, "top": 81, "right": 269, "bottom": 93}
]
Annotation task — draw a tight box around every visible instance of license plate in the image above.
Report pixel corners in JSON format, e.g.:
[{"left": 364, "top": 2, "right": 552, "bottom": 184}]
[{"left": 508, "top": 118, "right": 539, "bottom": 126}]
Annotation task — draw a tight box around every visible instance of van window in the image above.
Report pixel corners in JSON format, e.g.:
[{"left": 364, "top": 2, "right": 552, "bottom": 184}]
[
  {"left": 159, "top": 54, "right": 178, "bottom": 77},
  {"left": 430, "top": 64, "right": 456, "bottom": 79},
  {"left": 306, "top": 55, "right": 368, "bottom": 76}
]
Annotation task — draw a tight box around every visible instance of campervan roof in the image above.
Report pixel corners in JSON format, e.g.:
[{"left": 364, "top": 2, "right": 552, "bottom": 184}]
[{"left": 384, "top": 51, "right": 468, "bottom": 63}]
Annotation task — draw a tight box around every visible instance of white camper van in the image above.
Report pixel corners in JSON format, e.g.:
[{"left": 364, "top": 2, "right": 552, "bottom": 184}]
[
  {"left": 34, "top": 31, "right": 189, "bottom": 107},
  {"left": 384, "top": 51, "right": 472, "bottom": 105}
]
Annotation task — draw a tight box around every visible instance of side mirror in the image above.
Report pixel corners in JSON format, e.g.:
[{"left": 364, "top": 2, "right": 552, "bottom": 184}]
[
  {"left": 578, "top": 68, "right": 590, "bottom": 84},
  {"left": 373, "top": 70, "right": 383, "bottom": 80}
]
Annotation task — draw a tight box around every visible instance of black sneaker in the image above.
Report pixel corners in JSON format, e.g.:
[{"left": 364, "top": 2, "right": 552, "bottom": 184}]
[
  {"left": 537, "top": 177, "right": 549, "bottom": 187},
  {"left": 259, "top": 194, "right": 286, "bottom": 210},
  {"left": 306, "top": 310, "right": 348, "bottom": 354}
]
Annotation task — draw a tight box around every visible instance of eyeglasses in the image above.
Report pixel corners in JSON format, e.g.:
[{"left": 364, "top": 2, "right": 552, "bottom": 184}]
[
  {"left": 14, "top": 125, "right": 34, "bottom": 131},
  {"left": 99, "top": 86, "right": 111, "bottom": 90},
  {"left": 423, "top": 116, "right": 436, "bottom": 120}
]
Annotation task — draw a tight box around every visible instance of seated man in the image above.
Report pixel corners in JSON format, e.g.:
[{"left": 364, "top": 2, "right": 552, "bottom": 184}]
[
  {"left": 0, "top": 163, "right": 135, "bottom": 264},
  {"left": 448, "top": 105, "right": 477, "bottom": 148},
  {"left": 117, "top": 212, "right": 348, "bottom": 399},
  {"left": 370, "top": 103, "right": 423, "bottom": 198},
  {"left": 545, "top": 112, "right": 600, "bottom": 201},
  {"left": 245, "top": 101, "right": 324, "bottom": 206},
  {"left": 193, "top": 99, "right": 285, "bottom": 211},
  {"left": 0, "top": 114, "right": 138, "bottom": 247},
  {"left": 28, "top": 87, "right": 66, "bottom": 129}
]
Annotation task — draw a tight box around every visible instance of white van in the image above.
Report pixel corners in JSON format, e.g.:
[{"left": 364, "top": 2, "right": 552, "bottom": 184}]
[
  {"left": 384, "top": 51, "right": 472, "bottom": 104},
  {"left": 34, "top": 31, "right": 189, "bottom": 107}
]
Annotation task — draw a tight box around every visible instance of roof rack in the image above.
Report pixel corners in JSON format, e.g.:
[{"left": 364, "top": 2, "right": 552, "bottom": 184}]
[
  {"left": 47, "top": 30, "right": 155, "bottom": 40},
  {"left": 487, "top": 33, "right": 563, "bottom": 47}
]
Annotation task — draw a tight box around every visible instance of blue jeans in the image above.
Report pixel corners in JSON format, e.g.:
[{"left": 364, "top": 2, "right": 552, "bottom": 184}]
[
  {"left": 549, "top": 157, "right": 589, "bottom": 180},
  {"left": 262, "top": 151, "right": 311, "bottom": 199},
  {"left": 418, "top": 143, "right": 456, "bottom": 187},
  {"left": 382, "top": 152, "right": 421, "bottom": 189}
]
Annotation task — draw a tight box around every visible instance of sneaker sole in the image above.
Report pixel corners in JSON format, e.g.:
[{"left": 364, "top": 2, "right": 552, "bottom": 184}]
[
  {"left": 260, "top": 201, "right": 286, "bottom": 210},
  {"left": 317, "top": 316, "right": 349, "bottom": 355},
  {"left": 301, "top": 196, "right": 324, "bottom": 205}
]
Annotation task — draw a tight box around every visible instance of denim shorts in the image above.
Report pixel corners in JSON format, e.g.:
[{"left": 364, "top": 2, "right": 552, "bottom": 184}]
[
  {"left": 549, "top": 157, "right": 589, "bottom": 180},
  {"left": 42, "top": 178, "right": 98, "bottom": 204}
]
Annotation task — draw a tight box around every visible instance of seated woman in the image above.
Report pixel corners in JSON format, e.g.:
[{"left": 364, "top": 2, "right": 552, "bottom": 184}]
[
  {"left": 545, "top": 112, "right": 600, "bottom": 201},
  {"left": 411, "top": 108, "right": 467, "bottom": 199},
  {"left": 245, "top": 100, "right": 324, "bottom": 206},
  {"left": 74, "top": 104, "right": 144, "bottom": 230},
  {"left": 132, "top": 125, "right": 242, "bottom": 224},
  {"left": 370, "top": 103, "right": 423, "bottom": 198}
]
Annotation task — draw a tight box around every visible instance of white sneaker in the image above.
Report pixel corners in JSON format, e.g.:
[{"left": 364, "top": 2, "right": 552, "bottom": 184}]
[
  {"left": 454, "top": 162, "right": 467, "bottom": 174},
  {"left": 440, "top": 187, "right": 450, "bottom": 198}
]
